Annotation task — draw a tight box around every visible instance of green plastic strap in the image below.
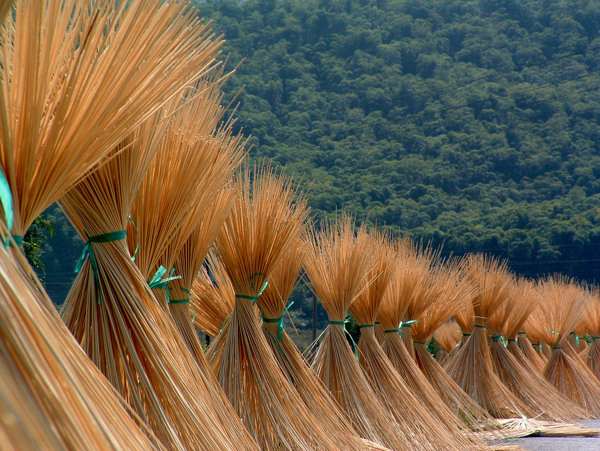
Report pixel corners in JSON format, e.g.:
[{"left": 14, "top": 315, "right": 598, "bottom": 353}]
[
  {"left": 148, "top": 266, "right": 181, "bottom": 304},
  {"left": 570, "top": 331, "right": 580, "bottom": 345},
  {"left": 358, "top": 324, "right": 375, "bottom": 329},
  {"left": 329, "top": 319, "right": 359, "bottom": 362},
  {"left": 518, "top": 331, "right": 527, "bottom": 335},
  {"left": 384, "top": 328, "right": 400, "bottom": 334},
  {"left": 220, "top": 313, "right": 231, "bottom": 332},
  {"left": 169, "top": 298, "right": 189, "bottom": 304},
  {"left": 551, "top": 346, "right": 562, "bottom": 350},
  {"left": 235, "top": 272, "right": 268, "bottom": 305},
  {"left": 74, "top": 230, "right": 127, "bottom": 305},
  {"left": 592, "top": 336, "right": 600, "bottom": 341},
  {"left": 507, "top": 338, "right": 518, "bottom": 343},
  {"left": 182, "top": 287, "right": 197, "bottom": 322},
  {"left": 462, "top": 333, "right": 471, "bottom": 336},
  {"left": 5, "top": 234, "right": 23, "bottom": 249},
  {"left": 401, "top": 320, "right": 417, "bottom": 328},
  {"left": 263, "top": 300, "right": 294, "bottom": 342},
  {"left": 0, "top": 168, "right": 13, "bottom": 232},
  {"left": 374, "top": 321, "right": 380, "bottom": 325},
  {"left": 491, "top": 335, "right": 506, "bottom": 346},
  {"left": 474, "top": 324, "right": 487, "bottom": 329},
  {"left": 128, "top": 216, "right": 139, "bottom": 261}
]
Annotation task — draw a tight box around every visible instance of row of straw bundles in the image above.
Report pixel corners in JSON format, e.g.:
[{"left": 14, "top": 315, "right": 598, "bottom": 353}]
[
  {"left": 347, "top": 232, "right": 488, "bottom": 450},
  {"left": 1, "top": 0, "right": 255, "bottom": 448},
  {"left": 205, "top": 165, "right": 362, "bottom": 449}
]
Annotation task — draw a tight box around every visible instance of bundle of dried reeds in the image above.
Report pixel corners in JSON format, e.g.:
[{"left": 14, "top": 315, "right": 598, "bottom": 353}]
[
  {"left": 0, "top": 216, "right": 160, "bottom": 449},
  {"left": 444, "top": 254, "right": 532, "bottom": 418},
  {"left": 0, "top": 0, "right": 222, "bottom": 239},
  {"left": 580, "top": 290, "right": 600, "bottom": 379},
  {"left": 410, "top": 259, "right": 497, "bottom": 430},
  {"left": 486, "top": 277, "right": 588, "bottom": 421},
  {"left": 255, "top": 236, "right": 371, "bottom": 450},
  {"left": 504, "top": 278, "right": 547, "bottom": 374},
  {"left": 0, "top": 1, "right": 13, "bottom": 23},
  {"left": 61, "top": 112, "right": 256, "bottom": 449},
  {"left": 531, "top": 275, "right": 600, "bottom": 415},
  {"left": 433, "top": 320, "right": 462, "bottom": 364},
  {"left": 305, "top": 216, "right": 415, "bottom": 449},
  {"left": 207, "top": 164, "right": 347, "bottom": 449},
  {"left": 518, "top": 314, "right": 548, "bottom": 370},
  {"left": 350, "top": 234, "right": 485, "bottom": 450},
  {"left": 192, "top": 251, "right": 235, "bottom": 337}
]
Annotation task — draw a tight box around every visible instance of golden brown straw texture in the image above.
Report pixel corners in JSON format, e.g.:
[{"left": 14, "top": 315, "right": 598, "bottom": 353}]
[
  {"left": 257, "top": 237, "right": 370, "bottom": 450},
  {"left": 0, "top": 1, "right": 13, "bottom": 23},
  {"left": 411, "top": 259, "right": 497, "bottom": 430},
  {"left": 532, "top": 276, "right": 600, "bottom": 415},
  {"left": 519, "top": 314, "right": 548, "bottom": 371},
  {"left": 306, "top": 216, "right": 417, "bottom": 449},
  {"left": 433, "top": 320, "right": 462, "bottom": 361},
  {"left": 486, "top": 279, "right": 588, "bottom": 422},
  {"left": 445, "top": 254, "right": 532, "bottom": 418},
  {"left": 0, "top": 0, "right": 222, "bottom": 237},
  {"left": 580, "top": 290, "right": 600, "bottom": 380},
  {"left": 208, "top": 164, "right": 345, "bottom": 449},
  {"left": 192, "top": 251, "right": 236, "bottom": 337},
  {"left": 351, "top": 234, "right": 486, "bottom": 450},
  {"left": 60, "top": 118, "right": 256, "bottom": 449},
  {"left": 0, "top": 223, "right": 161, "bottom": 449}
]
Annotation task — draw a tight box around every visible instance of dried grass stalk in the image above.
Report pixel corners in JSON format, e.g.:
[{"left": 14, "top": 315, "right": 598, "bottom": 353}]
[
  {"left": 444, "top": 254, "right": 532, "bottom": 418},
  {"left": 0, "top": 1, "right": 13, "bottom": 23},
  {"left": 207, "top": 164, "right": 345, "bottom": 449},
  {"left": 61, "top": 116, "right": 256, "bottom": 449},
  {"left": 0, "top": 0, "right": 222, "bottom": 237},
  {"left": 487, "top": 279, "right": 588, "bottom": 421},
  {"left": 306, "top": 216, "right": 414, "bottom": 449},
  {"left": 0, "top": 223, "right": 161, "bottom": 449},
  {"left": 533, "top": 276, "right": 600, "bottom": 415},
  {"left": 518, "top": 314, "right": 548, "bottom": 370},
  {"left": 433, "top": 320, "right": 462, "bottom": 363},
  {"left": 580, "top": 291, "right": 600, "bottom": 379},
  {"left": 351, "top": 234, "right": 487, "bottom": 450},
  {"left": 256, "top": 237, "right": 369, "bottom": 450}
]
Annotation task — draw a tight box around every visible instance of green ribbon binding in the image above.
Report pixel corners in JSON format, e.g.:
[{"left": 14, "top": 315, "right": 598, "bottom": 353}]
[
  {"left": 4, "top": 234, "right": 23, "bottom": 249},
  {"left": 75, "top": 229, "right": 127, "bottom": 305},
  {"left": 148, "top": 266, "right": 181, "bottom": 304},
  {"left": 401, "top": 320, "right": 417, "bottom": 328},
  {"left": 0, "top": 169, "right": 22, "bottom": 249},
  {"left": 384, "top": 328, "right": 401, "bottom": 334},
  {"left": 235, "top": 272, "right": 268, "bottom": 305},
  {"left": 263, "top": 301, "right": 294, "bottom": 342},
  {"left": 570, "top": 331, "right": 580, "bottom": 345},
  {"left": 474, "top": 324, "right": 487, "bottom": 329},
  {"left": 128, "top": 216, "right": 139, "bottom": 261},
  {"left": 491, "top": 335, "right": 506, "bottom": 347},
  {"left": 329, "top": 319, "right": 360, "bottom": 362}
]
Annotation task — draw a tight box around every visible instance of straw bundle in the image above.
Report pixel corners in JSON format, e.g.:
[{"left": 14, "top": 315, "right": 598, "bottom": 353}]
[
  {"left": 580, "top": 290, "right": 600, "bottom": 379},
  {"left": 410, "top": 259, "right": 497, "bottom": 430},
  {"left": 433, "top": 321, "right": 462, "bottom": 363},
  {"left": 531, "top": 275, "right": 600, "bottom": 415},
  {"left": 207, "top": 164, "right": 345, "bottom": 450},
  {"left": 486, "top": 278, "right": 588, "bottom": 421},
  {"left": 445, "top": 254, "right": 532, "bottom": 418},
  {"left": 505, "top": 278, "right": 546, "bottom": 373},
  {"left": 0, "top": 216, "right": 160, "bottom": 448},
  {"left": 350, "top": 234, "right": 484, "bottom": 450},
  {"left": 518, "top": 314, "right": 548, "bottom": 370},
  {"left": 167, "top": 187, "right": 235, "bottom": 362},
  {"left": 192, "top": 251, "right": 235, "bottom": 337},
  {"left": 0, "top": 1, "right": 13, "bottom": 23},
  {"left": 60, "top": 112, "right": 256, "bottom": 449},
  {"left": 305, "top": 216, "right": 413, "bottom": 449},
  {"left": 255, "top": 236, "right": 371, "bottom": 450},
  {"left": 0, "top": 0, "right": 222, "bottom": 239}
]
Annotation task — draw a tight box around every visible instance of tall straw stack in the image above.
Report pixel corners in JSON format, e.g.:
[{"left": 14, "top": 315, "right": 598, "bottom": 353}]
[
  {"left": 580, "top": 290, "right": 600, "bottom": 380},
  {"left": 207, "top": 164, "right": 345, "bottom": 449},
  {"left": 60, "top": 111, "right": 256, "bottom": 448},
  {"left": 433, "top": 320, "right": 462, "bottom": 364},
  {"left": 256, "top": 236, "right": 372, "bottom": 450},
  {"left": 519, "top": 314, "right": 548, "bottom": 370},
  {"left": 486, "top": 278, "right": 588, "bottom": 421},
  {"left": 0, "top": 216, "right": 160, "bottom": 448},
  {"left": 411, "top": 259, "right": 497, "bottom": 430},
  {"left": 445, "top": 254, "right": 532, "bottom": 418},
  {"left": 350, "top": 234, "right": 485, "bottom": 450},
  {"left": 192, "top": 251, "right": 235, "bottom": 337},
  {"left": 531, "top": 276, "right": 600, "bottom": 415},
  {"left": 0, "top": 0, "right": 221, "bottom": 240},
  {"left": 305, "top": 216, "right": 415, "bottom": 449}
]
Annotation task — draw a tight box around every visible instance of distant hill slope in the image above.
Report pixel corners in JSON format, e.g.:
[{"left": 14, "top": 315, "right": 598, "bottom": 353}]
[{"left": 192, "top": 0, "right": 600, "bottom": 282}]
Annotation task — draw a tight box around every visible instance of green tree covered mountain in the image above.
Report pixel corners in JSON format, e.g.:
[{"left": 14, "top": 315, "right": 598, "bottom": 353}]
[{"left": 190, "top": 0, "right": 600, "bottom": 282}]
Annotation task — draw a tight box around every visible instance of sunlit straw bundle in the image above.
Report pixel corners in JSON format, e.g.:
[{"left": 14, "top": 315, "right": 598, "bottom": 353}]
[
  {"left": 519, "top": 314, "right": 548, "bottom": 370},
  {"left": 256, "top": 236, "right": 372, "bottom": 450},
  {"left": 531, "top": 275, "right": 600, "bottom": 415},
  {"left": 207, "top": 164, "right": 345, "bottom": 450},
  {"left": 433, "top": 320, "right": 462, "bottom": 364},
  {"left": 580, "top": 290, "right": 600, "bottom": 380},
  {"left": 192, "top": 251, "right": 235, "bottom": 337},
  {"left": 486, "top": 278, "right": 588, "bottom": 421},
  {"left": 60, "top": 110, "right": 256, "bottom": 448},
  {"left": 411, "top": 258, "right": 497, "bottom": 430},
  {"left": 305, "top": 216, "right": 413, "bottom": 449},
  {"left": 445, "top": 254, "right": 531, "bottom": 418},
  {"left": 0, "top": 217, "right": 160, "bottom": 448},
  {"left": 505, "top": 278, "right": 546, "bottom": 373},
  {"left": 350, "top": 233, "right": 483, "bottom": 450},
  {"left": 0, "top": 0, "right": 222, "bottom": 241}
]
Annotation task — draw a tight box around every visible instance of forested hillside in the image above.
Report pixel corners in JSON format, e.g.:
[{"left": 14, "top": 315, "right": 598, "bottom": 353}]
[{"left": 42, "top": 0, "right": 600, "bottom": 310}]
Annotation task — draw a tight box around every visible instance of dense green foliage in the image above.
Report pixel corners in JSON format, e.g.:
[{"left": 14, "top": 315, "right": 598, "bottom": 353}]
[{"left": 191, "top": 0, "right": 600, "bottom": 284}]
